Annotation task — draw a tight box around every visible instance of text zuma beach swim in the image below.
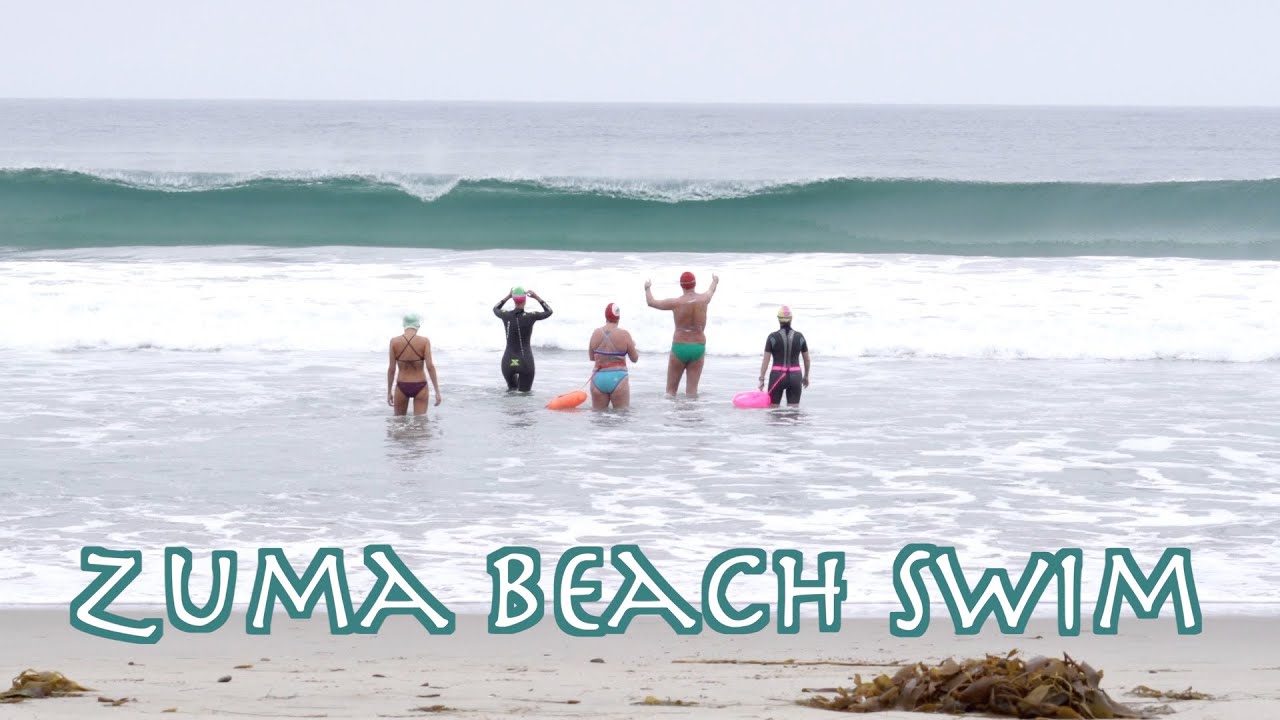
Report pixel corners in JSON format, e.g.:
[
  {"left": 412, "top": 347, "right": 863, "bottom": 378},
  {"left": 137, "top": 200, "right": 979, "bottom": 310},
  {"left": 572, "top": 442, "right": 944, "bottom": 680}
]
[{"left": 70, "top": 544, "right": 1201, "bottom": 643}]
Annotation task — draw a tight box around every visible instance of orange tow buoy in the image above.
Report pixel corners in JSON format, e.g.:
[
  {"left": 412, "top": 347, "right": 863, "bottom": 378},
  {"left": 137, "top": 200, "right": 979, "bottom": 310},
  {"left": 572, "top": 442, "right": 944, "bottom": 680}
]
[{"left": 546, "top": 389, "right": 588, "bottom": 410}]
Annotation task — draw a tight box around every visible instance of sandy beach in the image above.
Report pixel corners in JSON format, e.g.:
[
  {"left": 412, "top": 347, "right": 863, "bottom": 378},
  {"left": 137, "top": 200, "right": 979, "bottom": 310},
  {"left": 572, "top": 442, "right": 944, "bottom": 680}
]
[{"left": 3, "top": 611, "right": 1276, "bottom": 718}]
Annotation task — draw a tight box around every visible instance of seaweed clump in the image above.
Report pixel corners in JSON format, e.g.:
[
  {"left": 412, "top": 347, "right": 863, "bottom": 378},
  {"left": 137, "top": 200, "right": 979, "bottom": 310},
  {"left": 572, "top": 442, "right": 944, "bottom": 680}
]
[
  {"left": 1130, "top": 685, "right": 1213, "bottom": 701},
  {"left": 803, "top": 650, "right": 1146, "bottom": 718},
  {"left": 0, "top": 670, "right": 93, "bottom": 703}
]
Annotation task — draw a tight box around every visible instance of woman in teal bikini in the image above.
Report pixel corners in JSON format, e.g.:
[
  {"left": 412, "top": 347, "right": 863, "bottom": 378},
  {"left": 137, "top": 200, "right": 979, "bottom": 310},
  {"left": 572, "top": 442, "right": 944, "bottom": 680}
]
[{"left": 588, "top": 303, "right": 639, "bottom": 410}]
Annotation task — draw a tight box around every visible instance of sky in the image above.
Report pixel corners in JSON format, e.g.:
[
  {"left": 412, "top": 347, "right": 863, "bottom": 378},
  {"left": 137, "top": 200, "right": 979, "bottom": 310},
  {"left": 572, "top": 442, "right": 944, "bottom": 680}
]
[{"left": 2, "top": 0, "right": 1278, "bottom": 105}]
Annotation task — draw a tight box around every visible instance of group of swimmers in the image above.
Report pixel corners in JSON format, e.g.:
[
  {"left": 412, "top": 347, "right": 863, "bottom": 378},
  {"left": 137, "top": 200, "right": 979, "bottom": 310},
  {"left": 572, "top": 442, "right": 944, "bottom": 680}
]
[{"left": 386, "top": 271, "right": 811, "bottom": 415}]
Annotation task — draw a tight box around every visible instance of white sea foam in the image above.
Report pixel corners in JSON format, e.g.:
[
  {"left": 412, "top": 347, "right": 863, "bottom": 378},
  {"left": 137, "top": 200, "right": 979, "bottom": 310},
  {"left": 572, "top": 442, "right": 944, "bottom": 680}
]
[{"left": 1, "top": 249, "right": 1277, "bottom": 361}]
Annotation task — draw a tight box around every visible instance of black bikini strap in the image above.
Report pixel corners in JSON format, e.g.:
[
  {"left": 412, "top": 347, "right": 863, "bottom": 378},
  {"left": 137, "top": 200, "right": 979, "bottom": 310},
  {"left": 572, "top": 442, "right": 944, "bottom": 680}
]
[{"left": 397, "top": 334, "right": 423, "bottom": 361}]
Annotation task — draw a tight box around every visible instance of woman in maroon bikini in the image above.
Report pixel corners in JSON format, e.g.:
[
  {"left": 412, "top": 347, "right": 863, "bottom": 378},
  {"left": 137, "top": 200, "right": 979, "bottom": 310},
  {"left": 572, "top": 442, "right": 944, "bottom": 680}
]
[{"left": 387, "top": 313, "right": 442, "bottom": 416}]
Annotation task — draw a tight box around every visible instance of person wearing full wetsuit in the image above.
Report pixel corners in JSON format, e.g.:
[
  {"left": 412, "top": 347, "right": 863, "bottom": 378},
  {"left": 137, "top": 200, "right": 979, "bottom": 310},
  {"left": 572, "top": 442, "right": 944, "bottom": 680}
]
[
  {"left": 494, "top": 286, "right": 553, "bottom": 392},
  {"left": 757, "top": 305, "right": 810, "bottom": 406}
]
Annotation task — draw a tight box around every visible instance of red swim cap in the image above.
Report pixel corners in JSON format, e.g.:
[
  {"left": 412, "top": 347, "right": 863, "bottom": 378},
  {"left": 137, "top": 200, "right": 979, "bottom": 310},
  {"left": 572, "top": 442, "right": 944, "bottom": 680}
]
[
  {"left": 605, "top": 303, "right": 620, "bottom": 322},
  {"left": 679, "top": 271, "right": 696, "bottom": 289}
]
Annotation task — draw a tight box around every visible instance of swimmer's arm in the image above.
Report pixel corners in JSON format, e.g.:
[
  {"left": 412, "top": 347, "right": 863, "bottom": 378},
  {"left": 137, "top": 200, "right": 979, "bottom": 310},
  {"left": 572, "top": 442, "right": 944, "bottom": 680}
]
[
  {"left": 705, "top": 273, "right": 719, "bottom": 301},
  {"left": 802, "top": 351, "right": 811, "bottom": 386},
  {"left": 758, "top": 351, "right": 770, "bottom": 389},
  {"left": 645, "top": 282, "right": 677, "bottom": 310},
  {"left": 387, "top": 341, "right": 397, "bottom": 404},
  {"left": 423, "top": 338, "right": 442, "bottom": 404},
  {"left": 529, "top": 292, "right": 552, "bottom": 318},
  {"left": 628, "top": 334, "right": 639, "bottom": 362},
  {"left": 493, "top": 294, "right": 511, "bottom": 317}
]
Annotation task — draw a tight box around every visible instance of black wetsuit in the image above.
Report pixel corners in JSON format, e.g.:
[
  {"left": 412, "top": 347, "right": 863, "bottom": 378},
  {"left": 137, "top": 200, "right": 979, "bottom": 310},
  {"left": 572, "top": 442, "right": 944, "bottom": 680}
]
[
  {"left": 494, "top": 298, "right": 553, "bottom": 391},
  {"left": 765, "top": 326, "right": 808, "bottom": 405}
]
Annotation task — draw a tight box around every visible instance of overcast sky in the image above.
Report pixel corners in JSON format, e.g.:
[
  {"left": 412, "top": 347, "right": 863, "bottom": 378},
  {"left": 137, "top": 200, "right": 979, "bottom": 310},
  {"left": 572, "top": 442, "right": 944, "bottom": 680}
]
[{"left": 2, "top": 0, "right": 1277, "bottom": 105}]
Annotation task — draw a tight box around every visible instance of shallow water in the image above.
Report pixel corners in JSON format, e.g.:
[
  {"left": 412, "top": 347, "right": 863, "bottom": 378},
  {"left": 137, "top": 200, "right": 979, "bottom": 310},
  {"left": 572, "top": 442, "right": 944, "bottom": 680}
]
[
  {"left": 2, "top": 100, "right": 1278, "bottom": 617},
  {"left": 2, "top": 347, "right": 1276, "bottom": 612}
]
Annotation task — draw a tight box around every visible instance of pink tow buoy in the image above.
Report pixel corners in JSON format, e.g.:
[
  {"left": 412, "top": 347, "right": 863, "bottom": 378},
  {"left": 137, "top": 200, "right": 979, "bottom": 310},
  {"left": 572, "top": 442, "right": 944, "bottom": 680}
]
[{"left": 732, "top": 390, "right": 772, "bottom": 408}]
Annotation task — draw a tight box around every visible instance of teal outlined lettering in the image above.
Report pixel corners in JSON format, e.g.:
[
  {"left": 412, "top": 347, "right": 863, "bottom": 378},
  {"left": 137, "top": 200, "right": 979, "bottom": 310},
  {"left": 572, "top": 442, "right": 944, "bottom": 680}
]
[
  {"left": 69, "top": 547, "right": 163, "bottom": 644},
  {"left": 772, "top": 549, "right": 846, "bottom": 633},
  {"left": 602, "top": 545, "right": 702, "bottom": 635},
  {"left": 554, "top": 546, "right": 605, "bottom": 636},
  {"left": 165, "top": 547, "right": 237, "bottom": 633},
  {"left": 487, "top": 547, "right": 543, "bottom": 634},
  {"left": 932, "top": 547, "right": 1080, "bottom": 635},
  {"left": 890, "top": 545, "right": 1085, "bottom": 637},
  {"left": 246, "top": 548, "right": 355, "bottom": 635},
  {"left": 702, "top": 548, "right": 769, "bottom": 634},
  {"left": 1093, "top": 548, "right": 1201, "bottom": 635},
  {"left": 353, "top": 545, "right": 454, "bottom": 634},
  {"left": 889, "top": 543, "right": 935, "bottom": 637},
  {"left": 1056, "top": 549, "right": 1082, "bottom": 636}
]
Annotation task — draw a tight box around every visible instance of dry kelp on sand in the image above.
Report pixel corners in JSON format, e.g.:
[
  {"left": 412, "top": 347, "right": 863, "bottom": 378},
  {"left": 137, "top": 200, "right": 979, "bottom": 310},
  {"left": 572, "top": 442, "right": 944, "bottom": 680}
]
[
  {"left": 1130, "top": 685, "right": 1213, "bottom": 701},
  {"left": 804, "top": 650, "right": 1146, "bottom": 718},
  {"left": 0, "top": 669, "right": 93, "bottom": 703}
]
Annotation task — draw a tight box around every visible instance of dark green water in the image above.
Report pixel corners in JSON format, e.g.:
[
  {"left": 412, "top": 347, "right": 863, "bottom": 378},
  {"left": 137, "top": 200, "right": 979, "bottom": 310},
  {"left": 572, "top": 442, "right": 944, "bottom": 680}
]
[{"left": 4, "top": 170, "right": 1280, "bottom": 258}]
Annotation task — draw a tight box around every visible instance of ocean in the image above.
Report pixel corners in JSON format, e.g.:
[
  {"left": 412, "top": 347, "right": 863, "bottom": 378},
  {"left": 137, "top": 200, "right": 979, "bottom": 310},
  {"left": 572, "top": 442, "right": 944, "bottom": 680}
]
[{"left": 0, "top": 100, "right": 1277, "bottom": 616}]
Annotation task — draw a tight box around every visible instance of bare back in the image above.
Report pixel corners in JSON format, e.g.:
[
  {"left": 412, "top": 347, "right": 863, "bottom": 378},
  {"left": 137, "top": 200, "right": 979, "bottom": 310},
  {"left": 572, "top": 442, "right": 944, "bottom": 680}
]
[
  {"left": 668, "top": 292, "right": 711, "bottom": 344},
  {"left": 590, "top": 325, "right": 637, "bottom": 364},
  {"left": 390, "top": 333, "right": 428, "bottom": 382}
]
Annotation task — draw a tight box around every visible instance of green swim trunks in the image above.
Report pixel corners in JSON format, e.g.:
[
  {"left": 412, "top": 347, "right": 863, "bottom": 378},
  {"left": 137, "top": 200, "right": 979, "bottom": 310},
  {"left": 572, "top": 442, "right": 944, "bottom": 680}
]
[{"left": 671, "top": 342, "right": 706, "bottom": 364}]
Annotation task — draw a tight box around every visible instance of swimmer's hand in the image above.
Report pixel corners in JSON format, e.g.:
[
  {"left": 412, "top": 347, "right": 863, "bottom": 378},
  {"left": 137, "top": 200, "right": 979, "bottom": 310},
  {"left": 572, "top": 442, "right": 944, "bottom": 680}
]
[
  {"left": 527, "top": 290, "right": 540, "bottom": 300},
  {"left": 758, "top": 377, "right": 765, "bottom": 391},
  {"left": 434, "top": 391, "right": 443, "bottom": 406},
  {"left": 644, "top": 279, "right": 652, "bottom": 290},
  {"left": 387, "top": 391, "right": 394, "bottom": 406},
  {"left": 803, "top": 376, "right": 810, "bottom": 388}
]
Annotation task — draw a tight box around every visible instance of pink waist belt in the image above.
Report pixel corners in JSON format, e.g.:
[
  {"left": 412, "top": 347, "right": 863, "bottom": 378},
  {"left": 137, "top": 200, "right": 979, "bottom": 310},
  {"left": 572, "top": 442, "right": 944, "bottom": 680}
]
[{"left": 772, "top": 365, "right": 801, "bottom": 371}]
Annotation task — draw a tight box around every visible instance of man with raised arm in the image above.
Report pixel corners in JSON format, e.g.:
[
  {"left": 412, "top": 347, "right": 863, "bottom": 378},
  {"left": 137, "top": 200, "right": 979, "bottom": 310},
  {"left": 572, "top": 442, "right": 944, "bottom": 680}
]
[{"left": 645, "top": 271, "right": 719, "bottom": 397}]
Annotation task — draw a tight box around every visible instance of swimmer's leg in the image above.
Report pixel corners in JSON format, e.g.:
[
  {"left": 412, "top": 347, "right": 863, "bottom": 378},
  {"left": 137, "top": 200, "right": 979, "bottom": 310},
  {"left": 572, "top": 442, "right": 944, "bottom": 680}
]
[
  {"left": 785, "top": 374, "right": 802, "bottom": 405},
  {"left": 590, "top": 381, "right": 609, "bottom": 410},
  {"left": 516, "top": 361, "right": 535, "bottom": 392},
  {"left": 393, "top": 385, "right": 411, "bottom": 416},
  {"left": 684, "top": 356, "right": 705, "bottom": 397},
  {"left": 611, "top": 375, "right": 631, "bottom": 409},
  {"left": 502, "top": 355, "right": 519, "bottom": 391},
  {"left": 768, "top": 371, "right": 786, "bottom": 407},
  {"left": 411, "top": 385, "right": 429, "bottom": 416},
  {"left": 665, "top": 352, "right": 684, "bottom": 396}
]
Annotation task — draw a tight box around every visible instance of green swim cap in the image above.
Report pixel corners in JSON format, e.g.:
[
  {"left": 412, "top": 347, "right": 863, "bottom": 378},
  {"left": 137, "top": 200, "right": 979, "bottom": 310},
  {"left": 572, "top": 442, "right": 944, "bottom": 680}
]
[
  {"left": 403, "top": 312, "right": 421, "bottom": 329},
  {"left": 511, "top": 285, "right": 526, "bottom": 298}
]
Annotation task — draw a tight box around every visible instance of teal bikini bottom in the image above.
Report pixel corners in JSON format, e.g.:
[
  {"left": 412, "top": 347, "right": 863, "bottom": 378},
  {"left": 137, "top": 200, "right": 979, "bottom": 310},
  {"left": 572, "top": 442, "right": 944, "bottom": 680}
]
[{"left": 592, "top": 368, "right": 629, "bottom": 394}]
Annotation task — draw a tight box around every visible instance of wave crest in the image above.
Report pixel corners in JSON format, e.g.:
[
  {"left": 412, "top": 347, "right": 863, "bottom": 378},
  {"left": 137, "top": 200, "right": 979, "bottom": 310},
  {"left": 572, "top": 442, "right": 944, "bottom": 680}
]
[{"left": 3, "top": 168, "right": 1280, "bottom": 258}]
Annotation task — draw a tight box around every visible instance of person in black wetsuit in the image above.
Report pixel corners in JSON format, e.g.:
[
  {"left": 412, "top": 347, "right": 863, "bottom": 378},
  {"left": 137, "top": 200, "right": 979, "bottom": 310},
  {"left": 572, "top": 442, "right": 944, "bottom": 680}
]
[
  {"left": 757, "top": 305, "right": 810, "bottom": 406},
  {"left": 494, "top": 286, "right": 553, "bottom": 391}
]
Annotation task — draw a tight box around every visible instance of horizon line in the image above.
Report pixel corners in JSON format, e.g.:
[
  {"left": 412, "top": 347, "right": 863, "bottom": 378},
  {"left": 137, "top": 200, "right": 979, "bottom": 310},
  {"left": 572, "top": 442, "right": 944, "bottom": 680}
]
[{"left": 3, "top": 96, "right": 1279, "bottom": 110}]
